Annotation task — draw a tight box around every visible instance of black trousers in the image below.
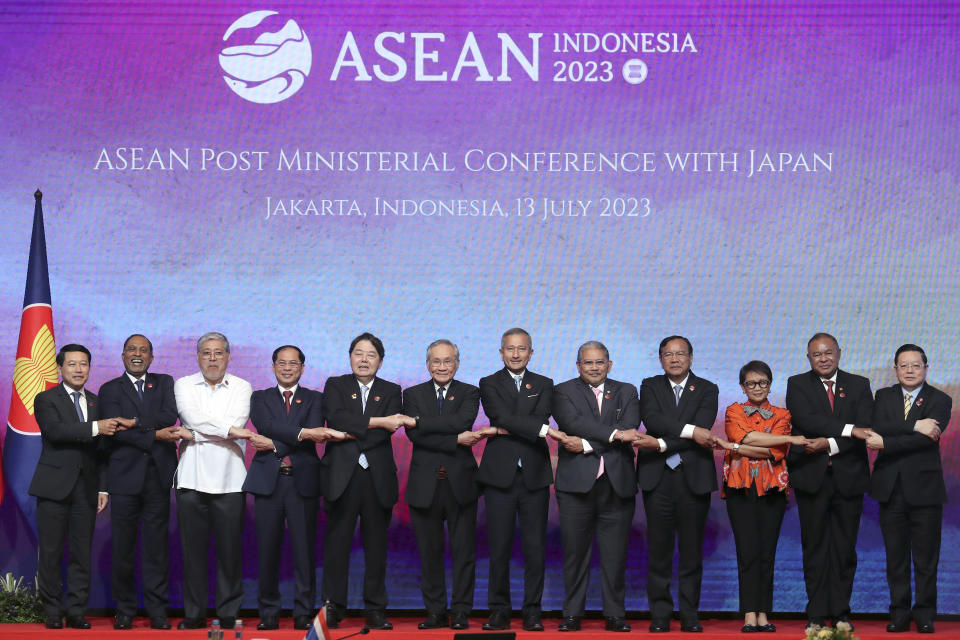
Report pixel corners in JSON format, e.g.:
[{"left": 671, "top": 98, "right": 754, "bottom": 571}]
[
  {"left": 484, "top": 468, "right": 549, "bottom": 615},
  {"left": 879, "top": 481, "right": 941, "bottom": 625},
  {"left": 409, "top": 478, "right": 477, "bottom": 616},
  {"left": 110, "top": 461, "right": 171, "bottom": 618},
  {"left": 322, "top": 466, "right": 392, "bottom": 612},
  {"left": 556, "top": 475, "right": 635, "bottom": 618},
  {"left": 176, "top": 489, "right": 244, "bottom": 620},
  {"left": 794, "top": 470, "right": 863, "bottom": 621},
  {"left": 36, "top": 471, "right": 97, "bottom": 618},
  {"left": 642, "top": 466, "right": 710, "bottom": 623},
  {"left": 724, "top": 487, "right": 786, "bottom": 614},
  {"left": 255, "top": 475, "right": 318, "bottom": 618}
]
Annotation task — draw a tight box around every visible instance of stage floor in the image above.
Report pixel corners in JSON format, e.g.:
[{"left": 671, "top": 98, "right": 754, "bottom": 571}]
[{"left": 1, "top": 617, "right": 958, "bottom": 639}]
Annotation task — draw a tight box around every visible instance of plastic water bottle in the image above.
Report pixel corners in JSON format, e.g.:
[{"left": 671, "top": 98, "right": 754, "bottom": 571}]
[
  {"left": 235, "top": 619, "right": 243, "bottom": 640},
  {"left": 211, "top": 618, "right": 222, "bottom": 640}
]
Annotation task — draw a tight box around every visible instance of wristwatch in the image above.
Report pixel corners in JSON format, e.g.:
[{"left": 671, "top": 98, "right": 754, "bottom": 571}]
[{"left": 733, "top": 443, "right": 741, "bottom": 452}]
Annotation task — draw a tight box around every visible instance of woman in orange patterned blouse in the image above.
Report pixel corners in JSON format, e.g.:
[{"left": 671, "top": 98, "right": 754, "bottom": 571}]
[{"left": 717, "top": 361, "right": 810, "bottom": 633}]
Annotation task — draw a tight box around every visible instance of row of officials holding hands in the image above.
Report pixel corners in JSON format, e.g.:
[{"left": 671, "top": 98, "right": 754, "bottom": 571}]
[{"left": 30, "top": 329, "right": 950, "bottom": 635}]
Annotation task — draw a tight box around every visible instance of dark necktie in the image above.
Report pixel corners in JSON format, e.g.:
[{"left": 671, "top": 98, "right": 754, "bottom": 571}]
[
  {"left": 823, "top": 380, "right": 835, "bottom": 411},
  {"left": 135, "top": 379, "right": 144, "bottom": 401},
  {"left": 71, "top": 391, "right": 84, "bottom": 421},
  {"left": 283, "top": 390, "right": 292, "bottom": 414},
  {"left": 437, "top": 386, "right": 445, "bottom": 414}
]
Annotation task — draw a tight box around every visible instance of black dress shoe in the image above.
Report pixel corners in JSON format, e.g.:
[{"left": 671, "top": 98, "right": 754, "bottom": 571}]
[
  {"left": 741, "top": 624, "right": 758, "bottom": 633},
  {"left": 649, "top": 619, "right": 670, "bottom": 633},
  {"left": 150, "top": 617, "right": 172, "bottom": 630},
  {"left": 681, "top": 620, "right": 703, "bottom": 633},
  {"left": 294, "top": 615, "right": 313, "bottom": 630},
  {"left": 483, "top": 610, "right": 510, "bottom": 630},
  {"left": 522, "top": 615, "right": 544, "bottom": 632},
  {"left": 418, "top": 612, "right": 448, "bottom": 629},
  {"left": 45, "top": 617, "right": 63, "bottom": 629},
  {"left": 917, "top": 621, "right": 935, "bottom": 634},
  {"left": 219, "top": 617, "right": 236, "bottom": 630},
  {"left": 758, "top": 623, "right": 776, "bottom": 632},
  {"left": 604, "top": 617, "right": 631, "bottom": 632},
  {"left": 114, "top": 614, "right": 133, "bottom": 630},
  {"left": 886, "top": 621, "right": 909, "bottom": 633},
  {"left": 450, "top": 611, "right": 469, "bottom": 630},
  {"left": 178, "top": 618, "right": 206, "bottom": 630},
  {"left": 65, "top": 615, "right": 92, "bottom": 629},
  {"left": 365, "top": 610, "right": 393, "bottom": 630},
  {"left": 557, "top": 616, "right": 581, "bottom": 631},
  {"left": 257, "top": 618, "right": 279, "bottom": 631},
  {"left": 325, "top": 603, "right": 345, "bottom": 629}
]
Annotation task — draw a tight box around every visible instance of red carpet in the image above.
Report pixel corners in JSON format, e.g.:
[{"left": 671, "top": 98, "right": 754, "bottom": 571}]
[{"left": 2, "top": 617, "right": 960, "bottom": 639}]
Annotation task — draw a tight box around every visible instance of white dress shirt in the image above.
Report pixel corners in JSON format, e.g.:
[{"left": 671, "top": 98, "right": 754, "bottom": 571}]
[{"left": 174, "top": 371, "right": 252, "bottom": 493}]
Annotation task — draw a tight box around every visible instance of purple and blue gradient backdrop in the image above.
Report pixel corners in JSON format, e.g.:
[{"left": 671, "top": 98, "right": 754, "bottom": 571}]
[{"left": 1, "top": 0, "right": 958, "bottom": 613}]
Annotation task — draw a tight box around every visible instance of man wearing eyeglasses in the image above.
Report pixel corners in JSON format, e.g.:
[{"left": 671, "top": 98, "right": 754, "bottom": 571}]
[
  {"left": 637, "top": 336, "right": 719, "bottom": 633},
  {"left": 785, "top": 332, "right": 873, "bottom": 632},
  {"left": 866, "top": 344, "right": 951, "bottom": 634},
  {"left": 402, "top": 339, "right": 482, "bottom": 631},
  {"left": 173, "top": 332, "right": 254, "bottom": 630}
]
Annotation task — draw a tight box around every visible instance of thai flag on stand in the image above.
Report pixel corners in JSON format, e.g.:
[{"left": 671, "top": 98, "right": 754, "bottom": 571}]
[
  {"left": 303, "top": 604, "right": 334, "bottom": 640},
  {"left": 1, "top": 189, "right": 57, "bottom": 533}
]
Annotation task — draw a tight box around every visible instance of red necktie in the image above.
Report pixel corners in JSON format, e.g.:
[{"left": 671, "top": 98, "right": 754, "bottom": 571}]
[
  {"left": 283, "top": 390, "right": 292, "bottom": 414},
  {"left": 593, "top": 387, "right": 604, "bottom": 479},
  {"left": 823, "top": 380, "right": 835, "bottom": 411}
]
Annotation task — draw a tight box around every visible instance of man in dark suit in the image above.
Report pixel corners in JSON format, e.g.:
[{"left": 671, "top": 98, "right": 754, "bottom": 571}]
[
  {"left": 477, "top": 328, "right": 553, "bottom": 632},
  {"left": 785, "top": 332, "right": 874, "bottom": 631},
  {"left": 866, "top": 343, "right": 951, "bottom": 634},
  {"left": 320, "top": 333, "right": 409, "bottom": 630},
  {"left": 29, "top": 344, "right": 128, "bottom": 629},
  {"left": 243, "top": 345, "right": 329, "bottom": 631},
  {"left": 403, "top": 339, "right": 483, "bottom": 631},
  {"left": 636, "top": 335, "right": 718, "bottom": 633},
  {"left": 551, "top": 340, "right": 644, "bottom": 633},
  {"left": 99, "top": 334, "right": 180, "bottom": 630}
]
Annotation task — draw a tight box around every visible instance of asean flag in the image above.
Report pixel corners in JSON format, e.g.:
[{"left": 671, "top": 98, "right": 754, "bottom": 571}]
[{"left": 1, "top": 190, "right": 57, "bottom": 534}]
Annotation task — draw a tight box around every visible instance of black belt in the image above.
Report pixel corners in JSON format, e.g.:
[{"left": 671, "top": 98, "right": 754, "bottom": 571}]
[{"left": 279, "top": 466, "right": 294, "bottom": 476}]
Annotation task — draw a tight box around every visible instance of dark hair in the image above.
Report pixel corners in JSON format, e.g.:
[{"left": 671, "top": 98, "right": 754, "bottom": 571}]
[
  {"left": 659, "top": 335, "right": 693, "bottom": 356},
  {"left": 57, "top": 344, "right": 91, "bottom": 366},
  {"left": 501, "top": 327, "right": 532, "bottom": 348},
  {"left": 350, "top": 332, "right": 385, "bottom": 359},
  {"left": 895, "top": 343, "right": 927, "bottom": 365},
  {"left": 272, "top": 345, "right": 305, "bottom": 364},
  {"left": 739, "top": 360, "right": 773, "bottom": 385},
  {"left": 807, "top": 332, "right": 839, "bottom": 350},
  {"left": 122, "top": 334, "right": 153, "bottom": 353}
]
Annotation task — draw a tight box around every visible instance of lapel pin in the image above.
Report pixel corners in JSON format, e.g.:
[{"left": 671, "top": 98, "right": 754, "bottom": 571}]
[
  {"left": 688, "top": 385, "right": 695, "bottom": 391},
  {"left": 295, "top": 398, "right": 302, "bottom": 404},
  {"left": 147, "top": 383, "right": 153, "bottom": 389},
  {"left": 839, "top": 392, "right": 846, "bottom": 398},
  {"left": 916, "top": 397, "right": 924, "bottom": 406},
  {"left": 374, "top": 396, "right": 381, "bottom": 402},
  {"left": 448, "top": 395, "right": 455, "bottom": 401},
  {"left": 604, "top": 392, "right": 612, "bottom": 399},
  {"left": 525, "top": 383, "right": 532, "bottom": 389},
  {"left": 351, "top": 393, "right": 358, "bottom": 400},
  {"left": 88, "top": 400, "right": 95, "bottom": 406}
]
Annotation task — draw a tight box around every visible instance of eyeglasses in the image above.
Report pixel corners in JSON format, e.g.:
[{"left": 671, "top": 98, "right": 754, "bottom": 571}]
[
  {"left": 200, "top": 350, "right": 226, "bottom": 360},
  {"left": 742, "top": 380, "right": 770, "bottom": 389},
  {"left": 428, "top": 358, "right": 457, "bottom": 368},
  {"left": 660, "top": 351, "right": 689, "bottom": 359},
  {"left": 896, "top": 362, "right": 926, "bottom": 371}
]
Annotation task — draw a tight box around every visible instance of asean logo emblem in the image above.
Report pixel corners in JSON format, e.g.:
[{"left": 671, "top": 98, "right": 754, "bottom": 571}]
[
  {"left": 219, "top": 10, "right": 312, "bottom": 104},
  {"left": 13, "top": 325, "right": 58, "bottom": 418}
]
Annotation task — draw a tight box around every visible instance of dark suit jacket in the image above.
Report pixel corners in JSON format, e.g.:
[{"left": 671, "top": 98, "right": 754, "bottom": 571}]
[
  {"left": 477, "top": 368, "right": 553, "bottom": 490},
  {"left": 785, "top": 369, "right": 873, "bottom": 496},
  {"left": 243, "top": 385, "right": 323, "bottom": 498},
  {"left": 99, "top": 372, "right": 179, "bottom": 494},
  {"left": 320, "top": 374, "right": 401, "bottom": 508},
  {"left": 552, "top": 376, "right": 639, "bottom": 497},
  {"left": 636, "top": 373, "right": 719, "bottom": 495},
  {"left": 870, "top": 383, "right": 951, "bottom": 506},
  {"left": 29, "top": 385, "right": 104, "bottom": 500},
  {"left": 403, "top": 379, "right": 480, "bottom": 508}
]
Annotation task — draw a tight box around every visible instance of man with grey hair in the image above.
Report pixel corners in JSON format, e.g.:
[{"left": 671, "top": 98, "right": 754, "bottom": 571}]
[
  {"left": 173, "top": 332, "right": 254, "bottom": 630},
  {"left": 403, "top": 339, "right": 483, "bottom": 630}
]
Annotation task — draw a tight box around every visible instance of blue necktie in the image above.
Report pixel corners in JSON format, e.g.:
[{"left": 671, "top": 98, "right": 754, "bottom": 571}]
[
  {"left": 437, "top": 387, "right": 445, "bottom": 414},
  {"left": 72, "top": 391, "right": 85, "bottom": 421},
  {"left": 135, "top": 379, "right": 144, "bottom": 401},
  {"left": 665, "top": 385, "right": 682, "bottom": 469},
  {"left": 515, "top": 375, "right": 522, "bottom": 391}
]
